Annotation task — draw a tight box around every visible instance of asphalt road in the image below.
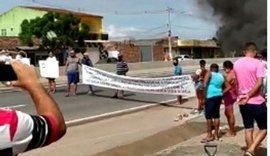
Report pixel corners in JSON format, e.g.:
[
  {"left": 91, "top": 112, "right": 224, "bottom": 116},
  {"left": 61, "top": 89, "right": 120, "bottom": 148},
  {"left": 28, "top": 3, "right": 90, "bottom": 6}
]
[
  {"left": 0, "top": 84, "right": 178, "bottom": 122},
  {"left": 0, "top": 71, "right": 197, "bottom": 122}
]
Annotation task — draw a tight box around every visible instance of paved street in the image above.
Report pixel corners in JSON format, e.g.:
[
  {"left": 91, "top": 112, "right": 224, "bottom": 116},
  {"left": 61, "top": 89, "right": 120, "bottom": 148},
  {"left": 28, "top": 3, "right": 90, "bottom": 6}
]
[
  {"left": 0, "top": 85, "right": 178, "bottom": 121},
  {"left": 0, "top": 67, "right": 198, "bottom": 122}
]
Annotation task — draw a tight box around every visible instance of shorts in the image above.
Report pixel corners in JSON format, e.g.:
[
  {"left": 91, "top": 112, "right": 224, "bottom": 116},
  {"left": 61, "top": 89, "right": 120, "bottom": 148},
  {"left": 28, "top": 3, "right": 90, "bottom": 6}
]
[
  {"left": 205, "top": 96, "right": 222, "bottom": 119},
  {"left": 195, "top": 81, "right": 204, "bottom": 90},
  {"left": 67, "top": 72, "right": 79, "bottom": 84},
  {"left": 223, "top": 92, "right": 236, "bottom": 108},
  {"left": 239, "top": 103, "right": 267, "bottom": 130},
  {"left": 47, "top": 78, "right": 55, "bottom": 81}
]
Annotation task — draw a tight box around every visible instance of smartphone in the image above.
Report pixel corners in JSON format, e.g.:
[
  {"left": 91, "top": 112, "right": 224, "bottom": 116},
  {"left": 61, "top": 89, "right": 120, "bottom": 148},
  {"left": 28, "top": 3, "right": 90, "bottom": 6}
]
[{"left": 0, "top": 64, "right": 17, "bottom": 81}]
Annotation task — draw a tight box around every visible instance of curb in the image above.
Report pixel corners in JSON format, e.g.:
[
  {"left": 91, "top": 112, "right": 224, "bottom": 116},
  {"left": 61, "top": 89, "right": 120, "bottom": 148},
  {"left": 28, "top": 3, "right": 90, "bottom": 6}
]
[
  {"left": 66, "top": 99, "right": 176, "bottom": 127},
  {"left": 0, "top": 82, "right": 68, "bottom": 93}
]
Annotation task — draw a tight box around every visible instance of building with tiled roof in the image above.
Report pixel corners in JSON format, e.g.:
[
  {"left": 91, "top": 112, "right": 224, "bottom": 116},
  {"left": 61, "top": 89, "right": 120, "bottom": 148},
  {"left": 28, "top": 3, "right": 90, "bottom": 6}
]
[{"left": 0, "top": 6, "right": 108, "bottom": 40}]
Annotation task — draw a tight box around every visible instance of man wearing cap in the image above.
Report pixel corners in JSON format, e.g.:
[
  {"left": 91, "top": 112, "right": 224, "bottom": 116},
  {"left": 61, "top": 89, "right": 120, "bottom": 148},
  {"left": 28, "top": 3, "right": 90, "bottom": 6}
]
[{"left": 81, "top": 52, "right": 95, "bottom": 95}]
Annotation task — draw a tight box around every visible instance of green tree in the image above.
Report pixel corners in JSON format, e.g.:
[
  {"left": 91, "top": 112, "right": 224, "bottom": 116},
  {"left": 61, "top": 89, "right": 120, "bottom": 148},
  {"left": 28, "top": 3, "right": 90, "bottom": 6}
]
[{"left": 19, "top": 12, "right": 89, "bottom": 51}]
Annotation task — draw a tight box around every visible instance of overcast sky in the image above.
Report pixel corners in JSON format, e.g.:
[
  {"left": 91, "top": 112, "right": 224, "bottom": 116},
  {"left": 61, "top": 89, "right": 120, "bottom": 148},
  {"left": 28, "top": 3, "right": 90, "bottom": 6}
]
[{"left": 1, "top": 0, "right": 219, "bottom": 40}]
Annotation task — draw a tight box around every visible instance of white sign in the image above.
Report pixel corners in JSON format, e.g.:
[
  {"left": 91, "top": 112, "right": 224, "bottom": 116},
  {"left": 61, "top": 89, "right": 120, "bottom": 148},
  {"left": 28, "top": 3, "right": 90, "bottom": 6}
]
[
  {"left": 82, "top": 65, "right": 196, "bottom": 96},
  {"left": 20, "top": 58, "right": 30, "bottom": 65},
  {"left": 108, "top": 50, "right": 119, "bottom": 59},
  {"left": 39, "top": 60, "right": 59, "bottom": 78}
]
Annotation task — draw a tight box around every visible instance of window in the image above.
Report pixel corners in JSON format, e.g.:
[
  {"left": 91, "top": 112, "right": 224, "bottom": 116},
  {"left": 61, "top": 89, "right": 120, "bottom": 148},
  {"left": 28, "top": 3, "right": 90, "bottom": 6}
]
[{"left": 1, "top": 29, "right": 7, "bottom": 36}]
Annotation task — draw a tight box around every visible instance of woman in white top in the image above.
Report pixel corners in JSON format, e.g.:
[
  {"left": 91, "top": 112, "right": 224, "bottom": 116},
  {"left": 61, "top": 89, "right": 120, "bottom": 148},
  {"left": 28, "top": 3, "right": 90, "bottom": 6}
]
[
  {"left": 15, "top": 51, "right": 27, "bottom": 60},
  {"left": 46, "top": 52, "right": 57, "bottom": 93},
  {"left": 261, "top": 49, "right": 267, "bottom": 98}
]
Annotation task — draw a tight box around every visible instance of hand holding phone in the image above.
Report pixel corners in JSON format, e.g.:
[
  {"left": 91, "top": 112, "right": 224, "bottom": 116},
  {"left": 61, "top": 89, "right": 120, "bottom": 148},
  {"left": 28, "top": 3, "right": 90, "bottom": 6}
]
[
  {"left": 0, "top": 64, "right": 18, "bottom": 81},
  {"left": 10, "top": 61, "right": 40, "bottom": 90}
]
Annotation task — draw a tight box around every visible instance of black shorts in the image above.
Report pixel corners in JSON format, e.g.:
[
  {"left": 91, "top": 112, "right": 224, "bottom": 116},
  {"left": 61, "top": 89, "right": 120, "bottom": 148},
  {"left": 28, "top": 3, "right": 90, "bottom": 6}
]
[
  {"left": 239, "top": 103, "right": 267, "bottom": 130},
  {"left": 47, "top": 78, "right": 55, "bottom": 81},
  {"left": 205, "top": 96, "right": 222, "bottom": 119}
]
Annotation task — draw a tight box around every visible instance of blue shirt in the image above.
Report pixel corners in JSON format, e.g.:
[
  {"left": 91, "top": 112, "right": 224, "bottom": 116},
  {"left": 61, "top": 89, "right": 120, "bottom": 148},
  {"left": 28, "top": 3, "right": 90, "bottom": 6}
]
[
  {"left": 174, "top": 65, "right": 182, "bottom": 75},
  {"left": 206, "top": 72, "right": 224, "bottom": 98},
  {"left": 81, "top": 57, "right": 93, "bottom": 67}
]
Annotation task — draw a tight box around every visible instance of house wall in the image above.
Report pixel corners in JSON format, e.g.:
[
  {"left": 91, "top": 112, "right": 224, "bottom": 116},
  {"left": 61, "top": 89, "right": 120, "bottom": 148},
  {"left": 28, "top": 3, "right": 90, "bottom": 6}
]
[
  {"left": 0, "top": 7, "right": 46, "bottom": 37},
  {"left": 0, "top": 7, "right": 103, "bottom": 37}
]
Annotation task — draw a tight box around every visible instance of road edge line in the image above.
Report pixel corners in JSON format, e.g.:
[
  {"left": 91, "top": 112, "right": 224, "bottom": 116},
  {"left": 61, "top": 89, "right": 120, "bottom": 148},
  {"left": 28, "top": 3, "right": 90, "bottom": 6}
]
[{"left": 66, "top": 99, "right": 176, "bottom": 127}]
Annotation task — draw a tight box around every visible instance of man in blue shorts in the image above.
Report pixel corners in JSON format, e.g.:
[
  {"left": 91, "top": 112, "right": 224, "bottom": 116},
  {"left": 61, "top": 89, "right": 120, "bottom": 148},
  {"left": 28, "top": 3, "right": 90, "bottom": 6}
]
[{"left": 65, "top": 50, "right": 81, "bottom": 97}]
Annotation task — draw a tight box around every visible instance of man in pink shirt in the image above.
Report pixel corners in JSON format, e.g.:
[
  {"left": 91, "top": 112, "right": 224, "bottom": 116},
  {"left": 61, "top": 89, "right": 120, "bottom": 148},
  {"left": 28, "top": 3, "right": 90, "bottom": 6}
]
[{"left": 234, "top": 42, "right": 266, "bottom": 156}]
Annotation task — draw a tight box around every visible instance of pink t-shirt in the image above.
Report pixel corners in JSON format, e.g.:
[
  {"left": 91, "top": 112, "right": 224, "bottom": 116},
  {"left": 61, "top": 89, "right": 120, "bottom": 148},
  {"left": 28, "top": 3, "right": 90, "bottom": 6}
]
[{"left": 234, "top": 57, "right": 265, "bottom": 104}]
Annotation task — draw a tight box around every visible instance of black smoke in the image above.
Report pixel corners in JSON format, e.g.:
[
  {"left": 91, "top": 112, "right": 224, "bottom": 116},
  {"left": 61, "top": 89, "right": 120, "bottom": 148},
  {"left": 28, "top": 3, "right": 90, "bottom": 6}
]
[{"left": 198, "top": 0, "right": 267, "bottom": 55}]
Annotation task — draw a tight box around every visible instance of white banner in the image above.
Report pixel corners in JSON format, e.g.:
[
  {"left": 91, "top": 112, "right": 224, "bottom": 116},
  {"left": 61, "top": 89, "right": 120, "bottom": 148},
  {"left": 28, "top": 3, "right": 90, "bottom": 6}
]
[
  {"left": 39, "top": 60, "right": 59, "bottom": 78},
  {"left": 82, "top": 65, "right": 196, "bottom": 96}
]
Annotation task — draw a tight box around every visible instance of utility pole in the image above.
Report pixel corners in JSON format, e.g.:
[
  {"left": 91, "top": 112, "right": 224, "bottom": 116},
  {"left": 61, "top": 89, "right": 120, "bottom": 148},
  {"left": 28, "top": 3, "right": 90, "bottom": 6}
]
[{"left": 167, "top": 7, "right": 173, "bottom": 60}]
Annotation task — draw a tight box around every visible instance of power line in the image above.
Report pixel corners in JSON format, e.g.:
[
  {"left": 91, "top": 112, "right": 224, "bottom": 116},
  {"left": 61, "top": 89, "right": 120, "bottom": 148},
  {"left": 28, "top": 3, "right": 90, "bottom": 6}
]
[
  {"left": 22, "top": 1, "right": 212, "bottom": 40},
  {"left": 137, "top": 25, "right": 168, "bottom": 34},
  {"left": 172, "top": 24, "right": 212, "bottom": 31}
]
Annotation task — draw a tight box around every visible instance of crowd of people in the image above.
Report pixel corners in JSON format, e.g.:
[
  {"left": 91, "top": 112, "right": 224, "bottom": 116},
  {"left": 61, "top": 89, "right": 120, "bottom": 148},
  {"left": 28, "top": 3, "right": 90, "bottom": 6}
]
[
  {"left": 0, "top": 42, "right": 267, "bottom": 156},
  {"left": 0, "top": 49, "right": 27, "bottom": 63},
  {"left": 53, "top": 49, "right": 129, "bottom": 98},
  {"left": 178, "top": 42, "right": 267, "bottom": 156}
]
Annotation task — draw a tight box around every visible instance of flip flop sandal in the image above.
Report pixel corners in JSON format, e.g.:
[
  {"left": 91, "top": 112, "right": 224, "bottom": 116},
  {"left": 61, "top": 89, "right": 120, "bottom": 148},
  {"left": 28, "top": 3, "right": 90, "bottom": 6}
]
[
  {"left": 174, "top": 114, "right": 183, "bottom": 121},
  {"left": 241, "top": 146, "right": 247, "bottom": 151},
  {"left": 200, "top": 138, "right": 214, "bottom": 143},
  {"left": 183, "top": 113, "right": 189, "bottom": 117},
  {"left": 215, "top": 138, "right": 223, "bottom": 142},
  {"left": 244, "top": 151, "right": 255, "bottom": 156}
]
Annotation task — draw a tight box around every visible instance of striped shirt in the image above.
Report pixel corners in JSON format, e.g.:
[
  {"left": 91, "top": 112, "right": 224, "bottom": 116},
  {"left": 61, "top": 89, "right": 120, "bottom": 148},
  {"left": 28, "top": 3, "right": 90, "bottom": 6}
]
[
  {"left": 116, "top": 61, "right": 129, "bottom": 75},
  {"left": 0, "top": 109, "right": 59, "bottom": 156}
]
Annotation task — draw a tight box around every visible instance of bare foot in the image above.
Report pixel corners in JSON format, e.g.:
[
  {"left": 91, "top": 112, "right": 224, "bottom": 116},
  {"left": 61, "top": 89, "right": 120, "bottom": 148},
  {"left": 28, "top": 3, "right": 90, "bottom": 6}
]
[
  {"left": 201, "top": 137, "right": 214, "bottom": 143},
  {"left": 176, "top": 102, "right": 183, "bottom": 105}
]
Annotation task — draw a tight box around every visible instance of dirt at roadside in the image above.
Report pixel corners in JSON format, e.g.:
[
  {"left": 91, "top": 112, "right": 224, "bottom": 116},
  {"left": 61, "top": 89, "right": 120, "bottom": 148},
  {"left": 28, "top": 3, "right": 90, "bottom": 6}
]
[{"left": 94, "top": 121, "right": 206, "bottom": 156}]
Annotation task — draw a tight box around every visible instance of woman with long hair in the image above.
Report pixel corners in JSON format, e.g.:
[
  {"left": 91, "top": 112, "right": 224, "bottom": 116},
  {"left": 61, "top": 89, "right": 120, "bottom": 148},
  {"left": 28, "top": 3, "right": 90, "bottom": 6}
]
[
  {"left": 222, "top": 60, "right": 237, "bottom": 137},
  {"left": 192, "top": 60, "right": 207, "bottom": 114}
]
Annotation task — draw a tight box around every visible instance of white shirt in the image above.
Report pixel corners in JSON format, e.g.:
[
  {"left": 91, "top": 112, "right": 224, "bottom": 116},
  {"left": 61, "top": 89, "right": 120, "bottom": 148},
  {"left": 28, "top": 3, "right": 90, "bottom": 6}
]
[
  {"left": 46, "top": 56, "right": 57, "bottom": 62},
  {"left": 0, "top": 55, "right": 12, "bottom": 64},
  {"left": 261, "top": 60, "right": 267, "bottom": 77},
  {"left": 0, "top": 55, "right": 7, "bottom": 62},
  {"left": 15, "top": 54, "right": 22, "bottom": 60}
]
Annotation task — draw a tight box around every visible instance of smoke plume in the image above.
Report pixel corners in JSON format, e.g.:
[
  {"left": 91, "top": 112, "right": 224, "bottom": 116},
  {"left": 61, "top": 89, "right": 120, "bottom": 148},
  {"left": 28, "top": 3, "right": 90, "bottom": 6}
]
[{"left": 198, "top": 0, "right": 267, "bottom": 54}]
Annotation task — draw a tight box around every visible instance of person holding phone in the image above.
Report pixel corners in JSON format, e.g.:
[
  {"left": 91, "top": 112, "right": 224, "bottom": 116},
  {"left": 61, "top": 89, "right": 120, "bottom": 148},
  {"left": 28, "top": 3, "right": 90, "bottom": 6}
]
[{"left": 0, "top": 61, "right": 66, "bottom": 155}]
